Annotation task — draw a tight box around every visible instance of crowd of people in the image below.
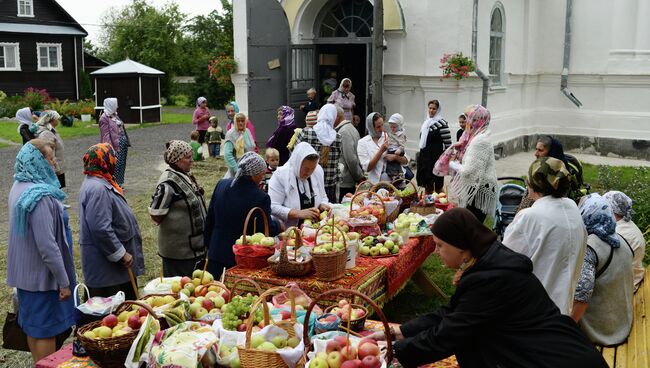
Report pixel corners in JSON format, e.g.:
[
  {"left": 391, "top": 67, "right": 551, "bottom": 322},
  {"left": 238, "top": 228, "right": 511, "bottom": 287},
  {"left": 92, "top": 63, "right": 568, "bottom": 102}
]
[{"left": 5, "top": 75, "right": 647, "bottom": 367}]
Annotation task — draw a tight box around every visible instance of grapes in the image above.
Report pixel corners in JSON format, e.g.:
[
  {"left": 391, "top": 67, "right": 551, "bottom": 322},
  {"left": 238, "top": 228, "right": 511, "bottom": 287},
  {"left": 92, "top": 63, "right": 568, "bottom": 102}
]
[{"left": 220, "top": 295, "right": 264, "bottom": 330}]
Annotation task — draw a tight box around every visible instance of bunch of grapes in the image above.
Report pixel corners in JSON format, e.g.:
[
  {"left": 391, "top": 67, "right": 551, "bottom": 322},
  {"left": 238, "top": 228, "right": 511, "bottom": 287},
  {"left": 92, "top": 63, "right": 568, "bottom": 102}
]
[{"left": 221, "top": 294, "right": 264, "bottom": 330}]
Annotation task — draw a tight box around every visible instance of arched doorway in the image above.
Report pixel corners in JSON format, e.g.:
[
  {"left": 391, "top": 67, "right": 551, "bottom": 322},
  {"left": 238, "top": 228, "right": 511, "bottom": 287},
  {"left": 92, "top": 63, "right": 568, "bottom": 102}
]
[{"left": 314, "top": 0, "right": 372, "bottom": 129}]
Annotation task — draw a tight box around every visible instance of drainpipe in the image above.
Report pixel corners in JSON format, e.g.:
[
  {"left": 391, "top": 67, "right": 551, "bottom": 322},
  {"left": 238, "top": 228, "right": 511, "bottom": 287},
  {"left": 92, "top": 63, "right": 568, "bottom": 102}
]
[
  {"left": 472, "top": 0, "right": 490, "bottom": 107},
  {"left": 561, "top": 0, "right": 583, "bottom": 107}
]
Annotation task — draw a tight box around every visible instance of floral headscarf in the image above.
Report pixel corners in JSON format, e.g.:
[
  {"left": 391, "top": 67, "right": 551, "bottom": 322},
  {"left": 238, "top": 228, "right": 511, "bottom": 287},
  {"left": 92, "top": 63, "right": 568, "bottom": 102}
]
[
  {"left": 164, "top": 140, "right": 192, "bottom": 166},
  {"left": 528, "top": 157, "right": 570, "bottom": 196},
  {"left": 579, "top": 193, "right": 620, "bottom": 248},
  {"left": 83, "top": 143, "right": 123, "bottom": 195},
  {"left": 30, "top": 110, "right": 61, "bottom": 134},
  {"left": 434, "top": 105, "right": 490, "bottom": 176},
  {"left": 232, "top": 152, "right": 267, "bottom": 187},
  {"left": 13, "top": 142, "right": 66, "bottom": 235},
  {"left": 277, "top": 106, "right": 295, "bottom": 127},
  {"left": 603, "top": 191, "right": 633, "bottom": 222}
]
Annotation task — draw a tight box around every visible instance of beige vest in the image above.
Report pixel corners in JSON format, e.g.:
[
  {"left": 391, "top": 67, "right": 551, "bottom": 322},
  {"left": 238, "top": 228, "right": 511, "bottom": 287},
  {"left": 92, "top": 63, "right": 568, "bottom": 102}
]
[{"left": 580, "top": 234, "right": 634, "bottom": 346}]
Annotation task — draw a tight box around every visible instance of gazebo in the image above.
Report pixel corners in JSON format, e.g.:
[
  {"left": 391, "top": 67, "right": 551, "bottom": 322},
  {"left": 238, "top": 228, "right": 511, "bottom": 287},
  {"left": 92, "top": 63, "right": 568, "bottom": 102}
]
[{"left": 91, "top": 58, "right": 165, "bottom": 124}]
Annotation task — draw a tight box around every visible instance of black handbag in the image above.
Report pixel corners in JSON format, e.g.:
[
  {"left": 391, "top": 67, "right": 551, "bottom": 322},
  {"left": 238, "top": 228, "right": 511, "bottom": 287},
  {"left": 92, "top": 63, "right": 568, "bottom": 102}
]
[{"left": 2, "top": 311, "right": 71, "bottom": 352}]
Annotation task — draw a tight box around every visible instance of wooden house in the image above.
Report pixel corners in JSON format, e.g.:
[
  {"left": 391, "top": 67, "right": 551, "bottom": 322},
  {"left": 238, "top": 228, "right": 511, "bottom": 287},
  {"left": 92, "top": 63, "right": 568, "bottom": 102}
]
[{"left": 0, "top": 0, "right": 87, "bottom": 99}]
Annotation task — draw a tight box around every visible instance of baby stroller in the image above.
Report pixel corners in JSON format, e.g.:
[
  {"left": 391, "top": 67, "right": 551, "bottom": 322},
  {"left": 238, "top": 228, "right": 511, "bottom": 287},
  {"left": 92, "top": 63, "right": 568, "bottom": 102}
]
[{"left": 493, "top": 177, "right": 526, "bottom": 238}]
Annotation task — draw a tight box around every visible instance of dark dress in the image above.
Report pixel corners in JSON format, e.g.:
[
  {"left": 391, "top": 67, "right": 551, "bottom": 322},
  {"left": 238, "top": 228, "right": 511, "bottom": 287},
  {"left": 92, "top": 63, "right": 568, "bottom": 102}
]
[
  {"left": 204, "top": 177, "right": 280, "bottom": 279},
  {"left": 394, "top": 242, "right": 607, "bottom": 368},
  {"left": 416, "top": 120, "right": 449, "bottom": 193},
  {"left": 266, "top": 123, "right": 296, "bottom": 165}
]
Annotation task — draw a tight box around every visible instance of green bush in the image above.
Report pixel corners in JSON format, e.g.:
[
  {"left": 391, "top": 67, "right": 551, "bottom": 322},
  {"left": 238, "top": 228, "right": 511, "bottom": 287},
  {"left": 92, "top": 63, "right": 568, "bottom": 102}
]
[
  {"left": 0, "top": 95, "right": 26, "bottom": 118},
  {"left": 169, "top": 94, "right": 191, "bottom": 107},
  {"left": 23, "top": 88, "right": 50, "bottom": 110}
]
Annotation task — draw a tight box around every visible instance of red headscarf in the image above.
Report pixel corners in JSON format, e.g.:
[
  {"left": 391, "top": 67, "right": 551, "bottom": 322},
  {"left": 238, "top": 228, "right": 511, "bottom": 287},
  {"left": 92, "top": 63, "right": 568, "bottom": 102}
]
[{"left": 83, "top": 143, "right": 124, "bottom": 195}]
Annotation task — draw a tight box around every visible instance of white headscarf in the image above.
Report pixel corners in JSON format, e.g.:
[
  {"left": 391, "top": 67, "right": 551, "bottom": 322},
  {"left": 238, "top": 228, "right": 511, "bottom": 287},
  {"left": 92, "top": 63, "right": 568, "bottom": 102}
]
[
  {"left": 15, "top": 107, "right": 33, "bottom": 133},
  {"left": 419, "top": 102, "right": 444, "bottom": 149},
  {"left": 313, "top": 103, "right": 338, "bottom": 146},
  {"left": 103, "top": 98, "right": 118, "bottom": 116},
  {"left": 388, "top": 113, "right": 404, "bottom": 132},
  {"left": 288, "top": 142, "right": 320, "bottom": 185},
  {"left": 196, "top": 96, "right": 207, "bottom": 107},
  {"left": 31, "top": 110, "right": 60, "bottom": 134}
]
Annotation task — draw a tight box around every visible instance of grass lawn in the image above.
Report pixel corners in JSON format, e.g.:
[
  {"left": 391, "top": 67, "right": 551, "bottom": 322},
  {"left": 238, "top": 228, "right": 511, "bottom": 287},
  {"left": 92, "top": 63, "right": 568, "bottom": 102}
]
[{"left": 0, "top": 112, "right": 192, "bottom": 145}]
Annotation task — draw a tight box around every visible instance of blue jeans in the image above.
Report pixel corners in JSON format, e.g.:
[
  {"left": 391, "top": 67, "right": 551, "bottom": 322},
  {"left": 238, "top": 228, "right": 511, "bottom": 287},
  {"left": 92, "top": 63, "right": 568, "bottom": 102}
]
[{"left": 208, "top": 143, "right": 221, "bottom": 157}]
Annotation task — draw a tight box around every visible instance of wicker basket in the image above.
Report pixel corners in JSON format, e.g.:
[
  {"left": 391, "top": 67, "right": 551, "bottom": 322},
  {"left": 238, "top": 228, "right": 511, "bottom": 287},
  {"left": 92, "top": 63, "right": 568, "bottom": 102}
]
[
  {"left": 323, "top": 303, "right": 369, "bottom": 332},
  {"left": 230, "top": 278, "right": 264, "bottom": 298},
  {"left": 355, "top": 179, "right": 374, "bottom": 193},
  {"left": 370, "top": 181, "right": 402, "bottom": 223},
  {"left": 303, "top": 289, "right": 394, "bottom": 364},
  {"left": 238, "top": 287, "right": 306, "bottom": 368},
  {"left": 311, "top": 224, "right": 347, "bottom": 281},
  {"left": 393, "top": 178, "right": 418, "bottom": 212},
  {"left": 233, "top": 207, "right": 276, "bottom": 269},
  {"left": 349, "top": 190, "right": 387, "bottom": 227},
  {"left": 269, "top": 227, "right": 314, "bottom": 277},
  {"left": 76, "top": 300, "right": 157, "bottom": 368}
]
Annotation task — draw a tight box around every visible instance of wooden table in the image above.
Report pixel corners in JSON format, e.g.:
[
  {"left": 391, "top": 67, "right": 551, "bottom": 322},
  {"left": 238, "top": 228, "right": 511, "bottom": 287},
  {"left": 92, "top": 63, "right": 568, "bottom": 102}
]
[{"left": 224, "top": 236, "right": 441, "bottom": 307}]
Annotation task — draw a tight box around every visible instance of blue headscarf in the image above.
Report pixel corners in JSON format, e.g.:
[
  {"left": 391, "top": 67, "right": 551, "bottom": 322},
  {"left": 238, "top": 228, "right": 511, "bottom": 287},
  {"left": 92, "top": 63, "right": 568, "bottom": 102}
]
[
  {"left": 226, "top": 101, "right": 240, "bottom": 122},
  {"left": 579, "top": 193, "right": 620, "bottom": 248},
  {"left": 13, "top": 143, "right": 66, "bottom": 236}
]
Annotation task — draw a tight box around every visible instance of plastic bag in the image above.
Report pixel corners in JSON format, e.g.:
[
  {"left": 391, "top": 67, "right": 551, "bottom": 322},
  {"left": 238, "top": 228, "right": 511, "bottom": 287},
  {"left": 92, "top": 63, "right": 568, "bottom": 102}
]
[
  {"left": 75, "top": 287, "right": 125, "bottom": 317},
  {"left": 216, "top": 327, "right": 244, "bottom": 367},
  {"left": 271, "top": 283, "right": 318, "bottom": 312},
  {"left": 314, "top": 313, "right": 341, "bottom": 334},
  {"left": 148, "top": 321, "right": 218, "bottom": 368},
  {"left": 143, "top": 276, "right": 182, "bottom": 296},
  {"left": 124, "top": 314, "right": 161, "bottom": 368}
]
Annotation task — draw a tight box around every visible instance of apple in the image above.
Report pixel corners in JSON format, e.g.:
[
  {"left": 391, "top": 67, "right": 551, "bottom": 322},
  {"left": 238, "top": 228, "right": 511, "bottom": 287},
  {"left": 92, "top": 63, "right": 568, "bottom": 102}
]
[
  {"left": 271, "top": 336, "right": 287, "bottom": 349},
  {"left": 369, "top": 247, "right": 380, "bottom": 256},
  {"left": 251, "top": 334, "right": 265, "bottom": 349},
  {"left": 327, "top": 351, "right": 344, "bottom": 368},
  {"left": 358, "top": 341, "right": 380, "bottom": 359},
  {"left": 192, "top": 269, "right": 203, "bottom": 279},
  {"left": 212, "top": 295, "right": 226, "bottom": 308},
  {"left": 333, "top": 336, "right": 349, "bottom": 348},
  {"left": 287, "top": 336, "right": 300, "bottom": 348},
  {"left": 237, "top": 323, "right": 247, "bottom": 332},
  {"left": 347, "top": 232, "right": 360, "bottom": 240},
  {"left": 358, "top": 338, "right": 377, "bottom": 350},
  {"left": 128, "top": 315, "right": 142, "bottom": 330},
  {"left": 359, "top": 246, "right": 370, "bottom": 255},
  {"left": 309, "top": 357, "right": 328, "bottom": 368},
  {"left": 191, "top": 278, "right": 201, "bottom": 287},
  {"left": 138, "top": 307, "right": 148, "bottom": 317},
  {"left": 235, "top": 238, "right": 243, "bottom": 245},
  {"left": 202, "top": 298, "right": 214, "bottom": 310},
  {"left": 117, "top": 311, "right": 129, "bottom": 323},
  {"left": 326, "top": 340, "right": 342, "bottom": 353},
  {"left": 260, "top": 236, "right": 275, "bottom": 247},
  {"left": 194, "top": 307, "right": 208, "bottom": 318},
  {"left": 380, "top": 247, "right": 390, "bottom": 255},
  {"left": 83, "top": 331, "right": 96, "bottom": 339},
  {"left": 250, "top": 232, "right": 265, "bottom": 244},
  {"left": 258, "top": 341, "right": 277, "bottom": 352},
  {"left": 180, "top": 289, "right": 191, "bottom": 297},
  {"left": 231, "top": 357, "right": 241, "bottom": 368},
  {"left": 341, "top": 346, "right": 357, "bottom": 361},
  {"left": 438, "top": 197, "right": 448, "bottom": 204},
  {"left": 341, "top": 360, "right": 362, "bottom": 368},
  {"left": 180, "top": 276, "right": 192, "bottom": 287},
  {"left": 170, "top": 281, "right": 181, "bottom": 293},
  {"left": 338, "top": 299, "right": 349, "bottom": 308},
  {"left": 102, "top": 314, "right": 118, "bottom": 328},
  {"left": 333, "top": 241, "right": 344, "bottom": 250},
  {"left": 280, "top": 310, "right": 292, "bottom": 320},
  {"left": 184, "top": 282, "right": 196, "bottom": 294},
  {"left": 93, "top": 326, "right": 113, "bottom": 338},
  {"left": 360, "top": 355, "right": 381, "bottom": 368}
]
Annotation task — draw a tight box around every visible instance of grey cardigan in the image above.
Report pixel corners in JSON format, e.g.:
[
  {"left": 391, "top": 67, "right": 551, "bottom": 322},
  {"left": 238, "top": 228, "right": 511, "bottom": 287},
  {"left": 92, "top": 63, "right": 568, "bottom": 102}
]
[
  {"left": 78, "top": 176, "right": 144, "bottom": 288},
  {"left": 335, "top": 121, "right": 365, "bottom": 187}
]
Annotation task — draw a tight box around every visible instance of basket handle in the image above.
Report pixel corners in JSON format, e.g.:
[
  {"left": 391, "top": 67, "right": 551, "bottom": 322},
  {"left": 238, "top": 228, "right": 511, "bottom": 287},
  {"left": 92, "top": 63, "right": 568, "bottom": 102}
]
[
  {"left": 281, "top": 227, "right": 303, "bottom": 262},
  {"left": 303, "top": 289, "right": 393, "bottom": 363},
  {"left": 242, "top": 207, "right": 270, "bottom": 245},
  {"left": 203, "top": 281, "right": 231, "bottom": 302},
  {"left": 370, "top": 181, "right": 398, "bottom": 194},
  {"left": 73, "top": 283, "right": 90, "bottom": 308},
  {"left": 355, "top": 180, "right": 373, "bottom": 193},
  {"left": 392, "top": 178, "right": 417, "bottom": 195},
  {"left": 114, "top": 300, "right": 158, "bottom": 320},
  {"left": 230, "top": 277, "right": 263, "bottom": 297},
  {"left": 244, "top": 286, "right": 296, "bottom": 349},
  {"left": 350, "top": 190, "right": 386, "bottom": 213},
  {"left": 313, "top": 222, "right": 347, "bottom": 251}
]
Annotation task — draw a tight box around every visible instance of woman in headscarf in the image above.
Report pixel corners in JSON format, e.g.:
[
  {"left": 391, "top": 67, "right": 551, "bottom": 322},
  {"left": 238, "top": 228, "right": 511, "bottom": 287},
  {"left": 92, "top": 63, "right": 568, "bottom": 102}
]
[
  {"left": 296, "top": 103, "right": 342, "bottom": 202},
  {"left": 573, "top": 194, "right": 634, "bottom": 346},
  {"left": 6, "top": 139, "right": 75, "bottom": 362},
  {"left": 269, "top": 142, "right": 330, "bottom": 227},
  {"left": 149, "top": 140, "right": 207, "bottom": 277},
  {"left": 31, "top": 110, "right": 66, "bottom": 188},
  {"left": 225, "top": 101, "right": 257, "bottom": 144},
  {"left": 358, "top": 112, "right": 409, "bottom": 184},
  {"left": 192, "top": 97, "right": 211, "bottom": 146},
  {"left": 99, "top": 98, "right": 130, "bottom": 186},
  {"left": 434, "top": 104, "right": 497, "bottom": 222},
  {"left": 327, "top": 78, "right": 356, "bottom": 122},
  {"left": 503, "top": 157, "right": 587, "bottom": 315},
  {"left": 224, "top": 112, "right": 257, "bottom": 178},
  {"left": 204, "top": 152, "right": 280, "bottom": 279},
  {"left": 368, "top": 208, "right": 607, "bottom": 368},
  {"left": 78, "top": 143, "right": 144, "bottom": 300},
  {"left": 16, "top": 107, "right": 36, "bottom": 144},
  {"left": 266, "top": 105, "right": 297, "bottom": 165},
  {"left": 604, "top": 191, "right": 645, "bottom": 291},
  {"left": 417, "top": 100, "right": 452, "bottom": 193}
]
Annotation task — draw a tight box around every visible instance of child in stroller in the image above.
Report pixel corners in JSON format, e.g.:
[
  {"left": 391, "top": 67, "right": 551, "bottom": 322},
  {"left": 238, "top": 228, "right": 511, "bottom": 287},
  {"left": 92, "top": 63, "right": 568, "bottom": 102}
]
[{"left": 494, "top": 177, "right": 526, "bottom": 237}]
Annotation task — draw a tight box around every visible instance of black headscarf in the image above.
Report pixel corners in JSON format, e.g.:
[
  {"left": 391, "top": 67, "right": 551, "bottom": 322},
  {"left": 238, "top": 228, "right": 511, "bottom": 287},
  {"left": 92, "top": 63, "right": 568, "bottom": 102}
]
[
  {"left": 545, "top": 135, "right": 568, "bottom": 167},
  {"left": 431, "top": 207, "right": 497, "bottom": 258}
]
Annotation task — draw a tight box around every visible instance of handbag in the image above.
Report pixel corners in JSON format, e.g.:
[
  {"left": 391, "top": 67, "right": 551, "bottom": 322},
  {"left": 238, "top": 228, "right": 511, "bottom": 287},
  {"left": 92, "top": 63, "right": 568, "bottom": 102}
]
[{"left": 2, "top": 311, "right": 71, "bottom": 352}]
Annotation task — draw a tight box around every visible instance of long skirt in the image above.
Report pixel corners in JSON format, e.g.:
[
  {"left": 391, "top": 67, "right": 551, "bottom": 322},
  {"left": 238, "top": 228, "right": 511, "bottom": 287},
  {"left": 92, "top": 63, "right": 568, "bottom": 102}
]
[
  {"left": 17, "top": 289, "right": 75, "bottom": 338},
  {"left": 114, "top": 133, "right": 128, "bottom": 185}
]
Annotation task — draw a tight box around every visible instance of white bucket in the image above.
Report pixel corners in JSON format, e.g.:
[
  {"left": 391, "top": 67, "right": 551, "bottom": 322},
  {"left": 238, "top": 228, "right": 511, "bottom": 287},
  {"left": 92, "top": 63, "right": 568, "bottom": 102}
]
[{"left": 346, "top": 241, "right": 358, "bottom": 269}]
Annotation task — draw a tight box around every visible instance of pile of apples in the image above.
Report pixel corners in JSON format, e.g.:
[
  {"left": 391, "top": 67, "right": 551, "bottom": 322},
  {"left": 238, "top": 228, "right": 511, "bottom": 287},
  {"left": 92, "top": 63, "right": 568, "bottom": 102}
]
[
  {"left": 188, "top": 291, "right": 227, "bottom": 319},
  {"left": 358, "top": 234, "right": 402, "bottom": 257},
  {"left": 395, "top": 185, "right": 417, "bottom": 198},
  {"left": 82, "top": 306, "right": 149, "bottom": 339},
  {"left": 394, "top": 213, "right": 426, "bottom": 232},
  {"left": 415, "top": 192, "right": 448, "bottom": 206},
  {"left": 250, "top": 334, "right": 301, "bottom": 352},
  {"left": 218, "top": 343, "right": 241, "bottom": 368},
  {"left": 309, "top": 336, "right": 382, "bottom": 368},
  {"left": 177, "top": 270, "right": 230, "bottom": 300},
  {"left": 328, "top": 299, "right": 366, "bottom": 322},
  {"left": 349, "top": 204, "right": 385, "bottom": 219},
  {"left": 235, "top": 232, "right": 276, "bottom": 247}
]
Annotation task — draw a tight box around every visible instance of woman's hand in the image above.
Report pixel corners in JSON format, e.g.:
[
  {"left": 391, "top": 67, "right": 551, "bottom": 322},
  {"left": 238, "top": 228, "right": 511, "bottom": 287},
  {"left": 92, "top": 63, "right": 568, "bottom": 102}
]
[
  {"left": 318, "top": 203, "right": 331, "bottom": 212},
  {"left": 384, "top": 154, "right": 397, "bottom": 162},
  {"left": 150, "top": 215, "right": 164, "bottom": 225},
  {"left": 296, "top": 208, "right": 320, "bottom": 220},
  {"left": 367, "top": 325, "right": 403, "bottom": 341},
  {"left": 121, "top": 252, "right": 133, "bottom": 268},
  {"left": 59, "top": 287, "right": 71, "bottom": 301},
  {"left": 379, "top": 141, "right": 388, "bottom": 153}
]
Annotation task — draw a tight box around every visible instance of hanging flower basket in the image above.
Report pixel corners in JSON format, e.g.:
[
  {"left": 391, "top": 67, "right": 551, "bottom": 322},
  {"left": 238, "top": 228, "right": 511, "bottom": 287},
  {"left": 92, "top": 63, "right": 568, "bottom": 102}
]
[
  {"left": 208, "top": 56, "right": 238, "bottom": 86},
  {"left": 439, "top": 52, "right": 475, "bottom": 80}
]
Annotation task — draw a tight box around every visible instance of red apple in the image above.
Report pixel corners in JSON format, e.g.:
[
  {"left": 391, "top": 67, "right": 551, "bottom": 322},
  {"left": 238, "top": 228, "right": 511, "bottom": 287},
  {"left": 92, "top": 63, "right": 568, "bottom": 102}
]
[
  {"left": 341, "top": 361, "right": 361, "bottom": 368},
  {"left": 237, "top": 323, "right": 247, "bottom": 332},
  {"left": 358, "top": 342, "right": 380, "bottom": 359},
  {"left": 137, "top": 307, "right": 148, "bottom": 318},
  {"left": 333, "top": 336, "right": 349, "bottom": 348},
  {"left": 128, "top": 315, "right": 142, "bottom": 330},
  {"left": 360, "top": 355, "right": 381, "bottom": 368},
  {"left": 221, "top": 290, "right": 231, "bottom": 302},
  {"left": 280, "top": 310, "right": 291, "bottom": 320},
  {"left": 327, "top": 351, "right": 344, "bottom": 368},
  {"left": 101, "top": 314, "right": 118, "bottom": 328},
  {"left": 202, "top": 298, "right": 214, "bottom": 311},
  {"left": 358, "top": 338, "right": 378, "bottom": 350},
  {"left": 341, "top": 346, "right": 357, "bottom": 361},
  {"left": 180, "top": 276, "right": 192, "bottom": 287},
  {"left": 326, "top": 340, "right": 342, "bottom": 353}
]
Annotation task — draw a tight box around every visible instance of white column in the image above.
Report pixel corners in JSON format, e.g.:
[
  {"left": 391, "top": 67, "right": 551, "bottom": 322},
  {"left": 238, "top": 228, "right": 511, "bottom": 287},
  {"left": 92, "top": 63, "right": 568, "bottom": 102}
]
[
  {"left": 233, "top": 0, "right": 249, "bottom": 113},
  {"left": 636, "top": 0, "right": 650, "bottom": 50},
  {"left": 611, "top": 0, "right": 638, "bottom": 51}
]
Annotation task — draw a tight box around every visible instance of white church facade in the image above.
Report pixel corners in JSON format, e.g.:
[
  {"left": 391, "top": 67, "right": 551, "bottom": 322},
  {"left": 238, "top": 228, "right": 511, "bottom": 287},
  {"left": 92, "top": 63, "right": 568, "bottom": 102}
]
[{"left": 232, "top": 0, "right": 650, "bottom": 159}]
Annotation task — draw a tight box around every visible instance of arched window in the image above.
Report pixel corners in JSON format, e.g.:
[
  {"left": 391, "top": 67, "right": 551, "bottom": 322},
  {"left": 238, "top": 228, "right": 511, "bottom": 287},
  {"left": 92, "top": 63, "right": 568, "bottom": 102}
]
[
  {"left": 318, "top": 0, "right": 374, "bottom": 38},
  {"left": 489, "top": 5, "right": 505, "bottom": 86}
]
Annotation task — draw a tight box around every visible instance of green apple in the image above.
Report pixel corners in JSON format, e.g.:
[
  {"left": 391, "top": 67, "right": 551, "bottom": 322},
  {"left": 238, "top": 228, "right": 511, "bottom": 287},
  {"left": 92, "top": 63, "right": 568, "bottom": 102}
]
[
  {"left": 251, "top": 232, "right": 265, "bottom": 244},
  {"left": 391, "top": 246, "right": 400, "bottom": 254},
  {"left": 194, "top": 307, "right": 208, "bottom": 318},
  {"left": 259, "top": 342, "right": 277, "bottom": 352},
  {"left": 213, "top": 295, "right": 226, "bottom": 308},
  {"left": 347, "top": 232, "right": 360, "bottom": 240},
  {"left": 287, "top": 336, "right": 300, "bottom": 348},
  {"left": 93, "top": 326, "right": 113, "bottom": 338},
  {"left": 235, "top": 238, "right": 243, "bottom": 245},
  {"left": 304, "top": 219, "right": 313, "bottom": 227},
  {"left": 251, "top": 334, "right": 265, "bottom": 348},
  {"left": 323, "top": 244, "right": 333, "bottom": 252},
  {"left": 260, "top": 236, "right": 275, "bottom": 247},
  {"left": 364, "top": 236, "right": 374, "bottom": 245},
  {"left": 380, "top": 247, "right": 390, "bottom": 255},
  {"left": 370, "top": 247, "right": 380, "bottom": 256},
  {"left": 189, "top": 302, "right": 202, "bottom": 315},
  {"left": 310, "top": 357, "right": 328, "bottom": 368},
  {"left": 333, "top": 241, "right": 344, "bottom": 250},
  {"left": 360, "top": 246, "right": 370, "bottom": 255},
  {"left": 384, "top": 240, "right": 395, "bottom": 248},
  {"left": 271, "top": 336, "right": 287, "bottom": 348}
]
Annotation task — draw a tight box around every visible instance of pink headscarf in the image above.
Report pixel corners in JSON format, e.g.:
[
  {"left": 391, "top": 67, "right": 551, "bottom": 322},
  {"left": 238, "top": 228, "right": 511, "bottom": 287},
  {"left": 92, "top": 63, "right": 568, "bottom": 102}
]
[{"left": 433, "top": 105, "right": 491, "bottom": 176}]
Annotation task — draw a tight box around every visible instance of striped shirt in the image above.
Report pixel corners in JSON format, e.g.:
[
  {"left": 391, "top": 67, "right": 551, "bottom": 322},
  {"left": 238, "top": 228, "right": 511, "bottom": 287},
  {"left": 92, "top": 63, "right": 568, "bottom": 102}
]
[{"left": 434, "top": 119, "right": 453, "bottom": 149}]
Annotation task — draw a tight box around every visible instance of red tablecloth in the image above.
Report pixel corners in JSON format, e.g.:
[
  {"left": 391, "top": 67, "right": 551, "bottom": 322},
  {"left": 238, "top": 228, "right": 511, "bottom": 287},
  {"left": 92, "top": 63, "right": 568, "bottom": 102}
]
[
  {"left": 356, "top": 236, "right": 436, "bottom": 296},
  {"left": 35, "top": 344, "right": 97, "bottom": 368}
]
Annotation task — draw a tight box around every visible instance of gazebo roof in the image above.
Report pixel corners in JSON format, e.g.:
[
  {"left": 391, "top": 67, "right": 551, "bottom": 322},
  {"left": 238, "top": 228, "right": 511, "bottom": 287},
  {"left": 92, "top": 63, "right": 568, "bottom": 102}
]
[{"left": 90, "top": 58, "right": 164, "bottom": 76}]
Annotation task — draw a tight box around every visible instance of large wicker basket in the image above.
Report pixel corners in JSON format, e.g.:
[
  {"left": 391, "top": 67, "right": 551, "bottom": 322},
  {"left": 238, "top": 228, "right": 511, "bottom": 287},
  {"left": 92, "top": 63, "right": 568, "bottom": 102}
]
[
  {"left": 268, "top": 227, "right": 314, "bottom": 277},
  {"left": 238, "top": 287, "right": 306, "bottom": 368},
  {"left": 370, "top": 181, "right": 402, "bottom": 222},
  {"left": 349, "top": 190, "right": 388, "bottom": 227},
  {"left": 76, "top": 300, "right": 158, "bottom": 368},
  {"left": 230, "top": 277, "right": 264, "bottom": 298},
  {"left": 303, "top": 289, "right": 394, "bottom": 364},
  {"left": 311, "top": 224, "right": 347, "bottom": 281},
  {"left": 233, "top": 207, "right": 276, "bottom": 269}
]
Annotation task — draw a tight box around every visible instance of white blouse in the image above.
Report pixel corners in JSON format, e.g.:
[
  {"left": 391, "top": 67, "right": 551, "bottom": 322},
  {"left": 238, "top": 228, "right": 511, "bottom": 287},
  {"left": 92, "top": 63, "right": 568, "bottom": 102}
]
[{"left": 357, "top": 133, "right": 409, "bottom": 184}]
